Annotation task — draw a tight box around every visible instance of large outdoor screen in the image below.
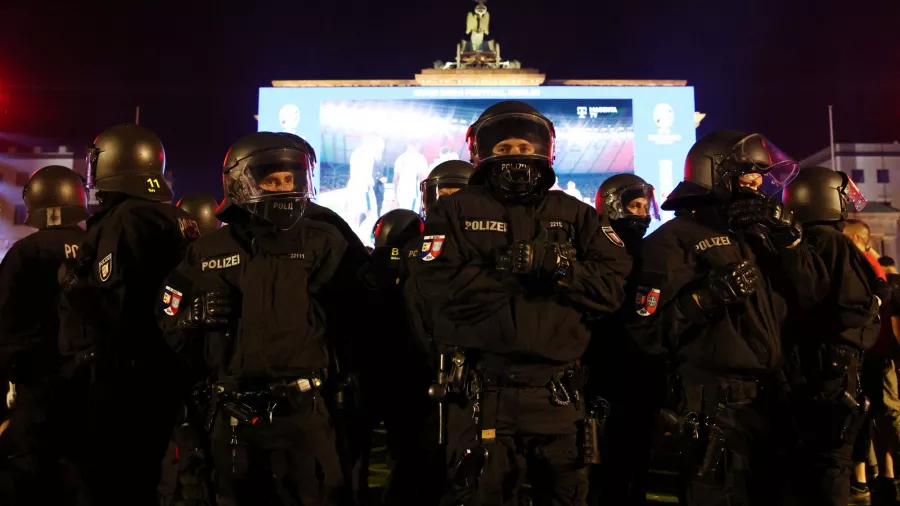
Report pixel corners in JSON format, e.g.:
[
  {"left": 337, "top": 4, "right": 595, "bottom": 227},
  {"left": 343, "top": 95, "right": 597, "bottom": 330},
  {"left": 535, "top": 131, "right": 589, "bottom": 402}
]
[{"left": 258, "top": 86, "right": 696, "bottom": 245}]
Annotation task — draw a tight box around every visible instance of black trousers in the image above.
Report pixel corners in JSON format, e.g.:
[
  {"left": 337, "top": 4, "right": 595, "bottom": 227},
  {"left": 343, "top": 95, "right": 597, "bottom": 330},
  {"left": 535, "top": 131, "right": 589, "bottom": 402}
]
[
  {"left": 674, "top": 372, "right": 785, "bottom": 506},
  {"left": 441, "top": 385, "right": 588, "bottom": 506},
  {"left": 211, "top": 391, "right": 343, "bottom": 506},
  {"left": 382, "top": 393, "right": 445, "bottom": 506},
  {"left": 778, "top": 346, "right": 865, "bottom": 506},
  {"left": 64, "top": 361, "right": 180, "bottom": 506},
  {"left": 588, "top": 352, "right": 667, "bottom": 506},
  {"left": 158, "top": 411, "right": 214, "bottom": 506}
]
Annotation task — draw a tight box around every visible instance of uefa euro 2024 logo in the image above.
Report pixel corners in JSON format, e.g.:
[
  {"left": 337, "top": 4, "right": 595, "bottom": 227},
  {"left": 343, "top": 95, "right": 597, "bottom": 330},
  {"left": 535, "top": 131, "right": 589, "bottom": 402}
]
[{"left": 648, "top": 103, "right": 681, "bottom": 145}]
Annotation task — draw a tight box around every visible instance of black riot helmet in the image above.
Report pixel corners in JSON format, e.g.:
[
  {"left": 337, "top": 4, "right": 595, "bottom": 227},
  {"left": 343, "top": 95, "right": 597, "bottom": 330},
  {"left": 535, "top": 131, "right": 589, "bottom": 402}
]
[
  {"left": 782, "top": 166, "right": 867, "bottom": 224},
  {"left": 372, "top": 209, "right": 424, "bottom": 278},
  {"left": 85, "top": 123, "right": 171, "bottom": 201},
  {"left": 467, "top": 101, "right": 556, "bottom": 199},
  {"left": 661, "top": 130, "right": 799, "bottom": 211},
  {"left": 176, "top": 193, "right": 222, "bottom": 235},
  {"left": 420, "top": 160, "right": 475, "bottom": 218},
  {"left": 22, "top": 165, "right": 90, "bottom": 229},
  {"left": 215, "top": 132, "right": 316, "bottom": 230},
  {"left": 373, "top": 209, "right": 424, "bottom": 249},
  {"left": 596, "top": 173, "right": 659, "bottom": 243}
]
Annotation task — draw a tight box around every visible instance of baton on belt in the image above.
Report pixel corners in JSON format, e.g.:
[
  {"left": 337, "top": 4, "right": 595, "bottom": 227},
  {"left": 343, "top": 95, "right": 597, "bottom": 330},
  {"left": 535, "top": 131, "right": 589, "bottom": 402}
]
[{"left": 428, "top": 353, "right": 450, "bottom": 445}]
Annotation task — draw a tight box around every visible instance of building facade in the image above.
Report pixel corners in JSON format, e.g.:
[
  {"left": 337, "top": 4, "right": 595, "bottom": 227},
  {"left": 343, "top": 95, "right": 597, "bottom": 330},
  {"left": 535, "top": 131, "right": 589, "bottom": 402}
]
[
  {"left": 0, "top": 144, "right": 79, "bottom": 257},
  {"left": 0, "top": 142, "right": 175, "bottom": 260},
  {"left": 801, "top": 142, "right": 900, "bottom": 258}
]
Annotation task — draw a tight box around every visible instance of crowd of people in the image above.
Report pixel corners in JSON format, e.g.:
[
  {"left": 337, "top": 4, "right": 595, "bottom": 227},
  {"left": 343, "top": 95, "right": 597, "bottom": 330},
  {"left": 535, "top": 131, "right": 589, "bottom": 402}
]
[{"left": 0, "top": 100, "right": 895, "bottom": 506}]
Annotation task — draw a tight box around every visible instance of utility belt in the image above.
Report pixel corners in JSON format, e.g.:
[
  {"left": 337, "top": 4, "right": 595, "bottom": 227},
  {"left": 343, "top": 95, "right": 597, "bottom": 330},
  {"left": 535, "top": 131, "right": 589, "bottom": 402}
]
[
  {"left": 427, "top": 348, "right": 594, "bottom": 488},
  {"left": 213, "top": 373, "right": 325, "bottom": 426},
  {"left": 213, "top": 373, "right": 325, "bottom": 476}
]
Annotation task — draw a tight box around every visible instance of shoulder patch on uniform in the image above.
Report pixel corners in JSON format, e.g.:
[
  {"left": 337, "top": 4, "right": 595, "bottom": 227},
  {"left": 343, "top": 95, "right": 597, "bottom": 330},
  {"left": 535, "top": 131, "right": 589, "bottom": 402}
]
[
  {"left": 419, "top": 235, "right": 445, "bottom": 262},
  {"left": 98, "top": 253, "right": 113, "bottom": 282},
  {"left": 357, "top": 262, "right": 381, "bottom": 291},
  {"left": 635, "top": 286, "right": 661, "bottom": 316},
  {"left": 463, "top": 219, "right": 509, "bottom": 233},
  {"left": 162, "top": 286, "right": 184, "bottom": 316},
  {"left": 201, "top": 253, "right": 242, "bottom": 271},
  {"left": 601, "top": 226, "right": 625, "bottom": 248},
  {"left": 694, "top": 236, "right": 732, "bottom": 252}
]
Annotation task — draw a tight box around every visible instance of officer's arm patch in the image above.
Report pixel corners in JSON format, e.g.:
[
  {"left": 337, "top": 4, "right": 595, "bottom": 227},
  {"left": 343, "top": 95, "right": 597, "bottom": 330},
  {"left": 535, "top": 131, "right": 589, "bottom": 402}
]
[
  {"left": 98, "top": 253, "right": 113, "bottom": 282},
  {"left": 419, "top": 235, "right": 446, "bottom": 262},
  {"left": 162, "top": 286, "right": 184, "bottom": 316},
  {"left": 601, "top": 226, "right": 625, "bottom": 248},
  {"left": 635, "top": 286, "right": 661, "bottom": 316}
]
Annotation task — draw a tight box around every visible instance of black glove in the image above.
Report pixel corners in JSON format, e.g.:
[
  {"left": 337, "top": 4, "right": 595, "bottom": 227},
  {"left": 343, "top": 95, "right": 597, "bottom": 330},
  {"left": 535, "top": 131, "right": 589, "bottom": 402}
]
[
  {"left": 499, "top": 240, "right": 577, "bottom": 282},
  {"left": 693, "top": 261, "right": 760, "bottom": 311},
  {"left": 729, "top": 196, "right": 803, "bottom": 248},
  {"left": 176, "top": 291, "right": 234, "bottom": 331}
]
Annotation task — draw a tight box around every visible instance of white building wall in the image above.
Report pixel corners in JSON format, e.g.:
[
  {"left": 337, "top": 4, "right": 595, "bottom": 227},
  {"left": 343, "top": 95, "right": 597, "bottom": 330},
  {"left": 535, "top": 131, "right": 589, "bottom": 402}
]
[
  {"left": 802, "top": 142, "right": 900, "bottom": 207},
  {"left": 802, "top": 142, "right": 900, "bottom": 259},
  {"left": 0, "top": 147, "right": 77, "bottom": 258},
  {"left": 850, "top": 210, "right": 900, "bottom": 259}
]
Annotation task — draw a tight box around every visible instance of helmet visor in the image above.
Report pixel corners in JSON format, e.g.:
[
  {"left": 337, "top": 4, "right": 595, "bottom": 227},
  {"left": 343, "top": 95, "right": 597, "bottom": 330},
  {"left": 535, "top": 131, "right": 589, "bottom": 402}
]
[
  {"left": 420, "top": 178, "right": 468, "bottom": 213},
  {"left": 85, "top": 146, "right": 101, "bottom": 189},
  {"left": 471, "top": 113, "right": 553, "bottom": 165},
  {"left": 732, "top": 134, "right": 799, "bottom": 194},
  {"left": 618, "top": 184, "right": 660, "bottom": 221},
  {"left": 225, "top": 148, "right": 315, "bottom": 205},
  {"left": 843, "top": 177, "right": 868, "bottom": 212}
]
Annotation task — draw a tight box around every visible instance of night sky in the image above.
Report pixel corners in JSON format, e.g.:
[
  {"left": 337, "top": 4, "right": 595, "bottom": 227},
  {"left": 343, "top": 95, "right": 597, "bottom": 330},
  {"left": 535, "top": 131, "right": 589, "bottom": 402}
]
[{"left": 1, "top": 0, "right": 897, "bottom": 200}]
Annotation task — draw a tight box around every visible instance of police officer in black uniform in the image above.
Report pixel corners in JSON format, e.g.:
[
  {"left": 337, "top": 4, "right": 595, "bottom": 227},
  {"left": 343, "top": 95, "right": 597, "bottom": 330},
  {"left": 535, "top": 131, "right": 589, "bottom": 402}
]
[
  {"left": 412, "top": 101, "right": 633, "bottom": 505},
  {"left": 370, "top": 209, "right": 441, "bottom": 505},
  {"left": 177, "top": 194, "right": 223, "bottom": 235},
  {"left": 367, "top": 161, "right": 475, "bottom": 506},
  {"left": 58, "top": 124, "right": 200, "bottom": 506},
  {"left": 404, "top": 160, "right": 477, "bottom": 351},
  {"left": 373, "top": 209, "right": 424, "bottom": 291},
  {"left": 778, "top": 166, "right": 884, "bottom": 506},
  {"left": 160, "top": 194, "right": 223, "bottom": 506},
  {"left": 0, "top": 165, "right": 89, "bottom": 505},
  {"left": 158, "top": 132, "right": 350, "bottom": 506},
  {"left": 628, "top": 130, "right": 804, "bottom": 505},
  {"left": 586, "top": 174, "right": 662, "bottom": 506}
]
